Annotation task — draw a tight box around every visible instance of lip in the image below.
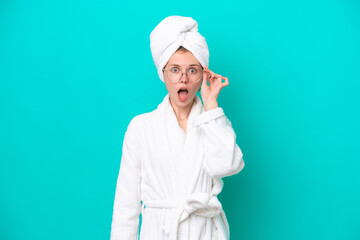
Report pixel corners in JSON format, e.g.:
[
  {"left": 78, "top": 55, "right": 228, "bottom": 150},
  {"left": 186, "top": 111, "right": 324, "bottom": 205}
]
[
  {"left": 177, "top": 86, "right": 189, "bottom": 92},
  {"left": 177, "top": 88, "right": 189, "bottom": 102}
]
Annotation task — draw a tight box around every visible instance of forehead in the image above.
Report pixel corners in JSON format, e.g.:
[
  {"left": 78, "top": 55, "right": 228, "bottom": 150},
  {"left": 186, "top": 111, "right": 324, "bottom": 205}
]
[{"left": 166, "top": 51, "right": 201, "bottom": 67}]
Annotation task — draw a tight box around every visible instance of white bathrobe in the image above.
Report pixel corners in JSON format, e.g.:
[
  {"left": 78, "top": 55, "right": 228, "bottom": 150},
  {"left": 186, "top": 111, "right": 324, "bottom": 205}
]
[{"left": 110, "top": 93, "right": 245, "bottom": 240}]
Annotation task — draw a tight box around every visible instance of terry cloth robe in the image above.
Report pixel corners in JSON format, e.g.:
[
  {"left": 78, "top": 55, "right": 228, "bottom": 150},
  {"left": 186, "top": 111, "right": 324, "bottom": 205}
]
[{"left": 110, "top": 93, "right": 245, "bottom": 240}]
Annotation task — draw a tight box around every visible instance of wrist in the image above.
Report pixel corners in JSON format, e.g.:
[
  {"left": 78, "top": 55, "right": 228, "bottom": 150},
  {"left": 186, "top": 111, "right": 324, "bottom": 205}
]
[{"left": 204, "top": 101, "right": 218, "bottom": 111}]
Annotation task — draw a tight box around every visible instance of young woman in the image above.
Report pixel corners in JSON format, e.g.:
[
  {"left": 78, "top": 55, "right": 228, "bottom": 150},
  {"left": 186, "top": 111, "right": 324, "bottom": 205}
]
[{"left": 110, "top": 16, "right": 245, "bottom": 240}]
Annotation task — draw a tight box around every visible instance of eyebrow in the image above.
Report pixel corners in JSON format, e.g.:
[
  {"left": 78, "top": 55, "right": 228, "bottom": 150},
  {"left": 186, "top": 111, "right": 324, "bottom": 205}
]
[{"left": 168, "top": 64, "right": 201, "bottom": 67}]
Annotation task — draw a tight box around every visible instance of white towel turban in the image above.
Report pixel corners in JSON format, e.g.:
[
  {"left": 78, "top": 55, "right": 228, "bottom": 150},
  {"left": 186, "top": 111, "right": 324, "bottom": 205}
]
[{"left": 150, "top": 16, "right": 209, "bottom": 83}]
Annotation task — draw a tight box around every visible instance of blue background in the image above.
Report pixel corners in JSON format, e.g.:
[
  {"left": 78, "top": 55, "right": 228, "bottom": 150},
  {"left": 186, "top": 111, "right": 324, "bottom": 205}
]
[{"left": 1, "top": 0, "right": 359, "bottom": 239}]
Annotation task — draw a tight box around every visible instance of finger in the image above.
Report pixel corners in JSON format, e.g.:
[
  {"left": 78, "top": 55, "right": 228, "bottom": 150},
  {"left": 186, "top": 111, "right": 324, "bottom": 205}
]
[
  {"left": 207, "top": 74, "right": 215, "bottom": 85},
  {"left": 209, "top": 74, "right": 221, "bottom": 88},
  {"left": 208, "top": 71, "right": 218, "bottom": 80},
  {"left": 203, "top": 66, "right": 210, "bottom": 77},
  {"left": 202, "top": 69, "right": 209, "bottom": 86},
  {"left": 217, "top": 74, "right": 223, "bottom": 82},
  {"left": 204, "top": 68, "right": 224, "bottom": 85},
  {"left": 204, "top": 66, "right": 215, "bottom": 75},
  {"left": 222, "top": 76, "right": 229, "bottom": 87},
  {"left": 213, "top": 74, "right": 222, "bottom": 83},
  {"left": 208, "top": 74, "right": 214, "bottom": 81}
]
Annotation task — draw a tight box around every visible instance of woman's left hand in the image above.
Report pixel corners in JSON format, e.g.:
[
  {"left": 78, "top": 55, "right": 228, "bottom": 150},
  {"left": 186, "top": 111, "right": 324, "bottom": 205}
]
[{"left": 200, "top": 66, "right": 229, "bottom": 111}]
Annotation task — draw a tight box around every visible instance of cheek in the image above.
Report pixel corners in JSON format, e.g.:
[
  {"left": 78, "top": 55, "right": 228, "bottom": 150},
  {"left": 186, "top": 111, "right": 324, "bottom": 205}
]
[
  {"left": 164, "top": 82, "right": 176, "bottom": 93},
  {"left": 193, "top": 83, "right": 202, "bottom": 93}
]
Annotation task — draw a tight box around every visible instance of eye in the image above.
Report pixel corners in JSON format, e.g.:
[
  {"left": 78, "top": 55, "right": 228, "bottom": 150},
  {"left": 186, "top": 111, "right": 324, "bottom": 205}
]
[
  {"left": 188, "top": 68, "right": 197, "bottom": 74},
  {"left": 171, "top": 67, "right": 179, "bottom": 73}
]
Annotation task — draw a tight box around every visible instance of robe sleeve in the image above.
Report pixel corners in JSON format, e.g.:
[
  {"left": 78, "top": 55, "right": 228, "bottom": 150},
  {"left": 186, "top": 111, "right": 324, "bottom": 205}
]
[
  {"left": 110, "top": 117, "right": 142, "bottom": 240},
  {"left": 193, "top": 107, "right": 245, "bottom": 179}
]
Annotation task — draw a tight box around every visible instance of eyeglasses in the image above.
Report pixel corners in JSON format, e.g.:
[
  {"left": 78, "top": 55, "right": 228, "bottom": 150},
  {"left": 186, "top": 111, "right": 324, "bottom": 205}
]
[{"left": 162, "top": 66, "right": 203, "bottom": 83}]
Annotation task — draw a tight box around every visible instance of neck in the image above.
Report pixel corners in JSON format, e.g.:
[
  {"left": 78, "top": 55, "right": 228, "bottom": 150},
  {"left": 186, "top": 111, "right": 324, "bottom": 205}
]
[{"left": 169, "top": 97, "right": 195, "bottom": 120}]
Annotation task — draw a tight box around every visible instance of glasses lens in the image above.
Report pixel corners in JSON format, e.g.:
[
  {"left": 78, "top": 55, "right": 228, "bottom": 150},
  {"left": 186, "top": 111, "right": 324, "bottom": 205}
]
[
  {"left": 164, "top": 68, "right": 180, "bottom": 82},
  {"left": 164, "top": 67, "right": 203, "bottom": 82},
  {"left": 190, "top": 71, "right": 203, "bottom": 82},
  {"left": 189, "top": 68, "right": 203, "bottom": 82}
]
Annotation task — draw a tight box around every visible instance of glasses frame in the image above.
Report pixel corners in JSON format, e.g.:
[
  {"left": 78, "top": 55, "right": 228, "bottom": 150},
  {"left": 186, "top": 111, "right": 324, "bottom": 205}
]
[{"left": 162, "top": 66, "right": 204, "bottom": 83}]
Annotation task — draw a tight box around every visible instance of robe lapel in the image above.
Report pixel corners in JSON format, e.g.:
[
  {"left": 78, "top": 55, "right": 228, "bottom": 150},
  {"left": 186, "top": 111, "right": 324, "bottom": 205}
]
[{"left": 159, "top": 93, "right": 205, "bottom": 200}]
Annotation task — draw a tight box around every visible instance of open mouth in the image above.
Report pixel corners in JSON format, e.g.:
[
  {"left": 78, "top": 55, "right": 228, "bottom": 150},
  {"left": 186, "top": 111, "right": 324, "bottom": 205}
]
[{"left": 177, "top": 88, "right": 189, "bottom": 102}]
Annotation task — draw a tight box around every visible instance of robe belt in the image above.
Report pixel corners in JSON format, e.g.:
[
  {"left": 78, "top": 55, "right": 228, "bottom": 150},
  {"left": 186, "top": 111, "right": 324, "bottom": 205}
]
[{"left": 141, "top": 192, "right": 222, "bottom": 240}]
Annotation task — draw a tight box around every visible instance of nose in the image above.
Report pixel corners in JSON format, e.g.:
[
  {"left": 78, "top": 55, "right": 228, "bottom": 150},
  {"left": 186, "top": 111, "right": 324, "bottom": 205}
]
[{"left": 179, "top": 71, "right": 189, "bottom": 83}]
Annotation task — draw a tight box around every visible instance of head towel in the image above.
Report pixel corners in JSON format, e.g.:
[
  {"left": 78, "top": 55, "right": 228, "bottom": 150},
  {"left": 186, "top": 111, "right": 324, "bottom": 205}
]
[{"left": 150, "top": 16, "right": 209, "bottom": 83}]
